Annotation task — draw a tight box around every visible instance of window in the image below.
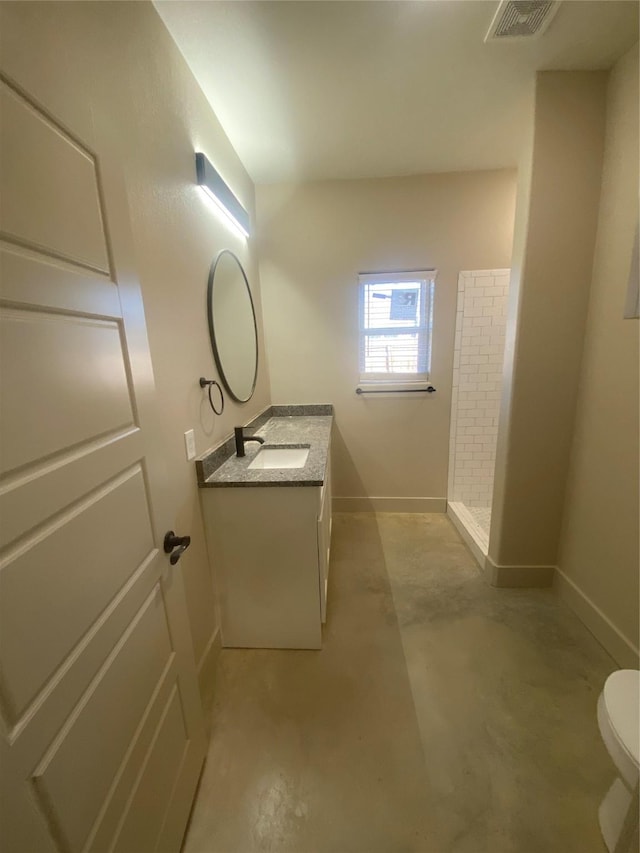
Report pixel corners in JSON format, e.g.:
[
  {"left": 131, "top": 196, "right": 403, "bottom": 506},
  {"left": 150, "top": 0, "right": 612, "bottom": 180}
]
[{"left": 358, "top": 270, "right": 435, "bottom": 389}]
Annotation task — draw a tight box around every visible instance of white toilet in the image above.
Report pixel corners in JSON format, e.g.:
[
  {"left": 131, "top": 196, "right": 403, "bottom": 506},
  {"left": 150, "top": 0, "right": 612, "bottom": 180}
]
[{"left": 597, "top": 669, "right": 639, "bottom": 853}]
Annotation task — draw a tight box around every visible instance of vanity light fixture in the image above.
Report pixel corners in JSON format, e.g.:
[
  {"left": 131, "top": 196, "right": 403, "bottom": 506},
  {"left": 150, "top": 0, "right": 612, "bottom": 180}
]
[{"left": 195, "top": 152, "right": 250, "bottom": 238}]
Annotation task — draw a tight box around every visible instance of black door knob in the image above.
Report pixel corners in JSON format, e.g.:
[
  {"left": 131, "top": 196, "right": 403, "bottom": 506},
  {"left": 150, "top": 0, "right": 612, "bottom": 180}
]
[{"left": 163, "top": 530, "right": 191, "bottom": 565}]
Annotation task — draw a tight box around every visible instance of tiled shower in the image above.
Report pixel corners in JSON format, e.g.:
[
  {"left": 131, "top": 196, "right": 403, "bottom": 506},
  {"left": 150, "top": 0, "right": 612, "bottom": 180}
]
[{"left": 447, "top": 269, "right": 510, "bottom": 556}]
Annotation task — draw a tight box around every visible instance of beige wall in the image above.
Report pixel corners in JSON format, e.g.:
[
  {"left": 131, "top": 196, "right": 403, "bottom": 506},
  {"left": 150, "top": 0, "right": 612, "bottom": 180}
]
[
  {"left": 489, "top": 72, "right": 607, "bottom": 573},
  {"left": 256, "top": 172, "right": 516, "bottom": 507},
  {"left": 555, "top": 48, "right": 639, "bottom": 666},
  {"left": 0, "top": 1, "right": 271, "bottom": 705}
]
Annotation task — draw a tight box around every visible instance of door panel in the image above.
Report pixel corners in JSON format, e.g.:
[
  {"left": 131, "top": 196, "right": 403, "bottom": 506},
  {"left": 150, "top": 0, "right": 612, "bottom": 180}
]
[
  {"left": 0, "top": 246, "right": 121, "bottom": 318},
  {"left": 34, "top": 587, "right": 172, "bottom": 853},
  {"left": 0, "top": 80, "right": 110, "bottom": 272},
  {"left": 0, "top": 73, "right": 205, "bottom": 853},
  {"left": 112, "top": 687, "right": 188, "bottom": 853},
  {"left": 0, "top": 426, "right": 143, "bottom": 549},
  {"left": 1, "top": 466, "right": 155, "bottom": 721},
  {"left": 82, "top": 669, "right": 181, "bottom": 853},
  {"left": 0, "top": 308, "right": 134, "bottom": 473}
]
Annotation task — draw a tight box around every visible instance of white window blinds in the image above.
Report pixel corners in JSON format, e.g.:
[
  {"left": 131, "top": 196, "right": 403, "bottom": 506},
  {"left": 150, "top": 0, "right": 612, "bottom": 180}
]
[{"left": 358, "top": 271, "right": 435, "bottom": 386}]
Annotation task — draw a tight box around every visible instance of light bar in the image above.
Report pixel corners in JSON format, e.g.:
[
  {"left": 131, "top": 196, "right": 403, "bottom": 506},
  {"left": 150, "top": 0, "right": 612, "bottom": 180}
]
[{"left": 195, "top": 152, "right": 250, "bottom": 238}]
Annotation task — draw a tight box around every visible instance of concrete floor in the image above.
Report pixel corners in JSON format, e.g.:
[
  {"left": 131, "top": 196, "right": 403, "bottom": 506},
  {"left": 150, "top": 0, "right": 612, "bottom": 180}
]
[{"left": 183, "top": 513, "right": 617, "bottom": 853}]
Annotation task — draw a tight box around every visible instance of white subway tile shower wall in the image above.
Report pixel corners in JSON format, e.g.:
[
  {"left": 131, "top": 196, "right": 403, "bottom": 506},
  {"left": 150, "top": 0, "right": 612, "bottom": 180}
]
[{"left": 448, "top": 270, "right": 510, "bottom": 526}]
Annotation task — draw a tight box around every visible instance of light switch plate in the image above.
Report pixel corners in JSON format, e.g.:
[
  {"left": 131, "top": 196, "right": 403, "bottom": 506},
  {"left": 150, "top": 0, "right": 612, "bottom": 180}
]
[{"left": 184, "top": 429, "right": 196, "bottom": 461}]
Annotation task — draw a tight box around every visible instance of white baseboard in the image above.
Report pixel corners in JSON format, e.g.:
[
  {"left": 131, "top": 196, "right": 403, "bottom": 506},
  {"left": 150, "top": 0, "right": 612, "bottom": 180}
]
[
  {"left": 554, "top": 568, "right": 639, "bottom": 668},
  {"left": 484, "top": 556, "right": 555, "bottom": 588},
  {"left": 332, "top": 496, "right": 446, "bottom": 513},
  {"left": 197, "top": 626, "right": 221, "bottom": 717}
]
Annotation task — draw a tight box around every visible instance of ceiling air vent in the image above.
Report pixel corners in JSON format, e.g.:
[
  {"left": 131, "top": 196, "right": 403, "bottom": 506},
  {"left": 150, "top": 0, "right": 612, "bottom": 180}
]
[{"left": 485, "top": 0, "right": 560, "bottom": 42}]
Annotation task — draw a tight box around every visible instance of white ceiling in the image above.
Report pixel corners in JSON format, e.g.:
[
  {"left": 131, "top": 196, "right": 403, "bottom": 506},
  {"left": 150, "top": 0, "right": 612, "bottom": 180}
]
[{"left": 155, "top": 1, "right": 639, "bottom": 184}]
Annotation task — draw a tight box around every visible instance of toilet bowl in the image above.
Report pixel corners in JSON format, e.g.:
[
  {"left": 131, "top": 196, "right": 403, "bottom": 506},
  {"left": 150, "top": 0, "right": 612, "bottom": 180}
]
[{"left": 597, "top": 669, "right": 639, "bottom": 853}]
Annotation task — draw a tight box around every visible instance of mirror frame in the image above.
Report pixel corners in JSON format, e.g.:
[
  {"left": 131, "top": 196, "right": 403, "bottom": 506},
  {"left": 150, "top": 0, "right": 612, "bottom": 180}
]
[{"left": 206, "top": 249, "right": 259, "bottom": 403}]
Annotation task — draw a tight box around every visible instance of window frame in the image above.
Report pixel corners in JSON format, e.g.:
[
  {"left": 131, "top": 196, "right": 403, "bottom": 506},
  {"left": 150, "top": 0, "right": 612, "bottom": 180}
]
[{"left": 358, "top": 269, "right": 436, "bottom": 391}]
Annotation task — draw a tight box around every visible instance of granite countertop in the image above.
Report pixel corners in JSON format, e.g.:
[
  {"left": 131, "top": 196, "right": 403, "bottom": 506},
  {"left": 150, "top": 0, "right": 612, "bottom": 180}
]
[{"left": 196, "top": 405, "right": 333, "bottom": 488}]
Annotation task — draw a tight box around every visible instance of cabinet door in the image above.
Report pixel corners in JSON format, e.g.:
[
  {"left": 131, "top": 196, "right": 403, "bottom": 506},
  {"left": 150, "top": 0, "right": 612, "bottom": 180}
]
[
  {"left": 205, "top": 487, "right": 322, "bottom": 649},
  {"left": 317, "top": 448, "right": 332, "bottom": 623}
]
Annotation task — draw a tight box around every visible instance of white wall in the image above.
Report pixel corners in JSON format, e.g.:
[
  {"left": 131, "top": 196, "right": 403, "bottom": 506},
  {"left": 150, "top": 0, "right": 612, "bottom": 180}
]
[
  {"left": 257, "top": 171, "right": 517, "bottom": 510},
  {"left": 554, "top": 46, "right": 639, "bottom": 668},
  {"left": 449, "top": 270, "right": 510, "bottom": 509}
]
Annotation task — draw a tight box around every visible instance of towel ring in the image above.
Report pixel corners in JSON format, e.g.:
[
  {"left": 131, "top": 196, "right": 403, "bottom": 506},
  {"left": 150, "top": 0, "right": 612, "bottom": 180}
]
[{"left": 199, "top": 377, "right": 224, "bottom": 415}]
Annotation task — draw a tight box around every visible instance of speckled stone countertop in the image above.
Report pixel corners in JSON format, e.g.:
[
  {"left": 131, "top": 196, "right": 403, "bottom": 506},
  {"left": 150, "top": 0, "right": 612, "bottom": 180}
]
[{"left": 196, "top": 405, "right": 333, "bottom": 488}]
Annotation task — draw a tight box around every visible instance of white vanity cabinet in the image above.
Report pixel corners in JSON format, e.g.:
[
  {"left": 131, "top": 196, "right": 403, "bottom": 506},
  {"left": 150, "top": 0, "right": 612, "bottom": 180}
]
[{"left": 200, "top": 446, "right": 332, "bottom": 650}]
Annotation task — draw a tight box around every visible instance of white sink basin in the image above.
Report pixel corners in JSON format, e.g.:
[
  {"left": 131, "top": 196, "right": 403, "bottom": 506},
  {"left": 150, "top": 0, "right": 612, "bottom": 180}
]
[{"left": 248, "top": 446, "right": 310, "bottom": 470}]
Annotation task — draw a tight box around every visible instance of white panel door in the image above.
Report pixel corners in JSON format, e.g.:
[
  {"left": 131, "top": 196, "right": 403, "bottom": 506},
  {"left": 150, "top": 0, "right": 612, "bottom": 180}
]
[{"left": 0, "top": 74, "right": 206, "bottom": 853}]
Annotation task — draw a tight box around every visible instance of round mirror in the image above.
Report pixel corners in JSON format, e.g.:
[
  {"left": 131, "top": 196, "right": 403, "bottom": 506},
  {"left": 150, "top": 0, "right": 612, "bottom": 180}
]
[{"left": 207, "top": 249, "right": 258, "bottom": 403}]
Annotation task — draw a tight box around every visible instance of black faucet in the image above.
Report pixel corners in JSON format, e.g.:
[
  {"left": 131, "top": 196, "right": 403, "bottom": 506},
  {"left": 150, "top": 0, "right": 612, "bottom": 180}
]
[{"left": 234, "top": 426, "right": 265, "bottom": 457}]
